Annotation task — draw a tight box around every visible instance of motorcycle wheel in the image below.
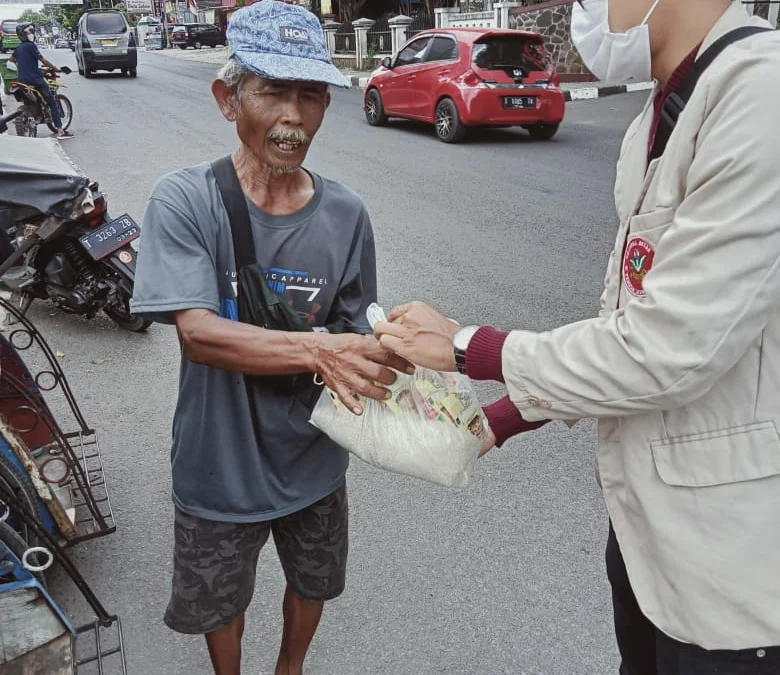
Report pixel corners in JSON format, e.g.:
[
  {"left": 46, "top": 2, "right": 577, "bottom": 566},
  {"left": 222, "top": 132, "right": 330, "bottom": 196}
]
[
  {"left": 104, "top": 290, "right": 151, "bottom": 332},
  {"left": 0, "top": 453, "right": 42, "bottom": 552},
  {"left": 0, "top": 521, "right": 47, "bottom": 586},
  {"left": 13, "top": 112, "right": 36, "bottom": 137},
  {"left": 46, "top": 95, "right": 73, "bottom": 133}
]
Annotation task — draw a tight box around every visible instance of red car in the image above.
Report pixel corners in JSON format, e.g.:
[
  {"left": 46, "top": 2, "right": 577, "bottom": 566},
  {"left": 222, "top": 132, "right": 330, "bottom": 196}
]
[{"left": 363, "top": 28, "right": 566, "bottom": 143}]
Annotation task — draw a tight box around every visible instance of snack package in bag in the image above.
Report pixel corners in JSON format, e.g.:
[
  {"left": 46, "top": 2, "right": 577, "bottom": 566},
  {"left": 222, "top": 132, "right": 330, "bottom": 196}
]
[{"left": 310, "top": 304, "right": 487, "bottom": 488}]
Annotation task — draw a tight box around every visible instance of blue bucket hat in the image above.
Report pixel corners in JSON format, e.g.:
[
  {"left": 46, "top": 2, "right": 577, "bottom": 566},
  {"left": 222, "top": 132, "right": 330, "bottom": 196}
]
[{"left": 227, "top": 1, "right": 349, "bottom": 88}]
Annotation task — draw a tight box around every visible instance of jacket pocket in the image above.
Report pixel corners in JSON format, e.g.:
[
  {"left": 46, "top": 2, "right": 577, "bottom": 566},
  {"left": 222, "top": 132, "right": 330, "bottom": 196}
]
[
  {"left": 651, "top": 421, "right": 780, "bottom": 487},
  {"left": 627, "top": 206, "right": 675, "bottom": 235}
]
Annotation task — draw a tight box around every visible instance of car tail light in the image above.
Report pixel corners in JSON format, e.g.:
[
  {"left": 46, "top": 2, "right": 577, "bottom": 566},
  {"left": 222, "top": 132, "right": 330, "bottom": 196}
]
[
  {"left": 83, "top": 194, "right": 108, "bottom": 227},
  {"left": 81, "top": 35, "right": 90, "bottom": 48},
  {"left": 128, "top": 32, "right": 136, "bottom": 47}
]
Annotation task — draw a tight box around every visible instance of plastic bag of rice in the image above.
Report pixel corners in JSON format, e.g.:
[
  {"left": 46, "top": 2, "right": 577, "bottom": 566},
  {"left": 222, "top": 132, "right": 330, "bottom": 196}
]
[{"left": 310, "top": 305, "right": 487, "bottom": 488}]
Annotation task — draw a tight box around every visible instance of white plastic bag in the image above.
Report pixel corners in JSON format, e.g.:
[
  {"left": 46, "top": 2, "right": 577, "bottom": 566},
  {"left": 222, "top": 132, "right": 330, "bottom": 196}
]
[{"left": 310, "top": 305, "right": 487, "bottom": 488}]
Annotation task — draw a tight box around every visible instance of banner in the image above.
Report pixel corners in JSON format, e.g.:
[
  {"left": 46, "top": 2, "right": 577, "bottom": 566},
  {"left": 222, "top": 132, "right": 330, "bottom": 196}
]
[{"left": 126, "top": 0, "right": 153, "bottom": 12}]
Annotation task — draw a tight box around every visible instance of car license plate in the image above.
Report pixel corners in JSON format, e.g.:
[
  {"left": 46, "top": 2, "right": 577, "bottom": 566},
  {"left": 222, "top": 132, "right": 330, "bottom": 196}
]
[
  {"left": 100, "top": 39, "right": 118, "bottom": 48},
  {"left": 79, "top": 214, "right": 140, "bottom": 261},
  {"left": 503, "top": 96, "right": 537, "bottom": 109}
]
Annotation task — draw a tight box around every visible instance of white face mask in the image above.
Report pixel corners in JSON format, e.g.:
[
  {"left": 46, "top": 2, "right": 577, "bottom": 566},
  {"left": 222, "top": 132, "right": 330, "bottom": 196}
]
[{"left": 571, "top": 0, "right": 661, "bottom": 83}]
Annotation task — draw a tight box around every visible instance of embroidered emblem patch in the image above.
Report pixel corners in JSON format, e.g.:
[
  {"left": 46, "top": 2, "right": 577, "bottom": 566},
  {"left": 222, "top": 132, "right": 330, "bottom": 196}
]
[
  {"left": 279, "top": 26, "right": 311, "bottom": 44},
  {"left": 622, "top": 236, "right": 655, "bottom": 297}
]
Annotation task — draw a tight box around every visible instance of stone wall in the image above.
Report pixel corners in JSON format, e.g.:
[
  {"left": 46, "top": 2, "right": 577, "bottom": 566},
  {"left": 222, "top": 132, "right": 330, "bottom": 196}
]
[{"left": 508, "top": 0, "right": 593, "bottom": 78}]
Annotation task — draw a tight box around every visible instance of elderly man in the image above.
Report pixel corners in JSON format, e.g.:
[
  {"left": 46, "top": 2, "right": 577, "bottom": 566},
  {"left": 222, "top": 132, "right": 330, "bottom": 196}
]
[
  {"left": 130, "top": 3, "right": 407, "bottom": 674},
  {"left": 376, "top": 0, "right": 780, "bottom": 673}
]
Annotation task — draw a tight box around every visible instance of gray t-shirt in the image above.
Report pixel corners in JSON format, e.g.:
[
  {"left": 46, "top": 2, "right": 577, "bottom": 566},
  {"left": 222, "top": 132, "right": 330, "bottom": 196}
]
[{"left": 130, "top": 162, "right": 376, "bottom": 523}]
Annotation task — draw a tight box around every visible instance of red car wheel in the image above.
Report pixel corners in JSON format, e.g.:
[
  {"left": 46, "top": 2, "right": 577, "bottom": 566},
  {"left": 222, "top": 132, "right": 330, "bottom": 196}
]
[
  {"left": 435, "top": 98, "right": 466, "bottom": 143},
  {"left": 365, "top": 89, "right": 388, "bottom": 127}
]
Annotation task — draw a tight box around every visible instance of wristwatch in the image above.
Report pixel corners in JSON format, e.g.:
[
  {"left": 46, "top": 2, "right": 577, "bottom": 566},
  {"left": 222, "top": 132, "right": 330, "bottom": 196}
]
[{"left": 453, "top": 325, "right": 481, "bottom": 375}]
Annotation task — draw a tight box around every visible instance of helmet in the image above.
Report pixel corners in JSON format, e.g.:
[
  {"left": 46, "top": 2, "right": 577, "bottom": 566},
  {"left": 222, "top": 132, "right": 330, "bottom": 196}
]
[{"left": 15, "top": 23, "right": 35, "bottom": 42}]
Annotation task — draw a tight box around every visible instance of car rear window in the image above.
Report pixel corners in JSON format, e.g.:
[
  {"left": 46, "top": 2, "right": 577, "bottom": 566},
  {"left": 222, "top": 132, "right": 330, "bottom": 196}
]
[
  {"left": 472, "top": 36, "right": 550, "bottom": 73},
  {"left": 2, "top": 21, "right": 17, "bottom": 32},
  {"left": 86, "top": 13, "right": 127, "bottom": 35}
]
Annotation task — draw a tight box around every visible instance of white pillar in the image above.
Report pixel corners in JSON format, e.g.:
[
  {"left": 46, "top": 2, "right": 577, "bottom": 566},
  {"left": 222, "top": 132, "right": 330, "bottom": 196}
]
[
  {"left": 352, "top": 18, "right": 375, "bottom": 70},
  {"left": 435, "top": 6, "right": 459, "bottom": 29},
  {"left": 389, "top": 14, "right": 413, "bottom": 55},
  {"left": 493, "top": 1, "right": 522, "bottom": 29},
  {"left": 322, "top": 20, "right": 340, "bottom": 57}
]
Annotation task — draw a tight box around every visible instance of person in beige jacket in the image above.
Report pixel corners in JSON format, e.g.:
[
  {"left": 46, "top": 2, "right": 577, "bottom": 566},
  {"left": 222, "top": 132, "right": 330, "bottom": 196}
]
[{"left": 375, "top": 0, "right": 780, "bottom": 672}]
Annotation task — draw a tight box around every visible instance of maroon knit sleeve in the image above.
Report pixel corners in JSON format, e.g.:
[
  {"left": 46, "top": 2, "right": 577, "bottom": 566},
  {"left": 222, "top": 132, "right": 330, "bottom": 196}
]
[
  {"left": 466, "top": 327, "right": 509, "bottom": 382},
  {"left": 483, "top": 396, "right": 547, "bottom": 448}
]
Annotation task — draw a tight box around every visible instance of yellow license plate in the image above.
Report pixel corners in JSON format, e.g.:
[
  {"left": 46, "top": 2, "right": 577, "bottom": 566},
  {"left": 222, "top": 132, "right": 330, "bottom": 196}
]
[{"left": 100, "top": 39, "right": 118, "bottom": 47}]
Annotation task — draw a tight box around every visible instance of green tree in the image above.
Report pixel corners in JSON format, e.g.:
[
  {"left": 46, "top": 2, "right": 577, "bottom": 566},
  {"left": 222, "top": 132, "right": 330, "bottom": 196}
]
[
  {"left": 19, "top": 9, "right": 56, "bottom": 29},
  {"left": 41, "top": 1, "right": 139, "bottom": 31}
]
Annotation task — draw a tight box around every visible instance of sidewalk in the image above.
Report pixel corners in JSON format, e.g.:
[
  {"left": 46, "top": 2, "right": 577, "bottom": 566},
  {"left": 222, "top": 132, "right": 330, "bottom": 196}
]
[
  {"left": 145, "top": 45, "right": 228, "bottom": 67},
  {"left": 343, "top": 69, "right": 654, "bottom": 101}
]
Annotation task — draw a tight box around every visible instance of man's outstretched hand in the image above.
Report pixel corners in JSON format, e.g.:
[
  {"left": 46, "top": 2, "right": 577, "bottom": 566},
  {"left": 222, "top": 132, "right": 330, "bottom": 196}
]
[
  {"left": 374, "top": 301, "right": 460, "bottom": 371},
  {"left": 313, "top": 333, "right": 413, "bottom": 415}
]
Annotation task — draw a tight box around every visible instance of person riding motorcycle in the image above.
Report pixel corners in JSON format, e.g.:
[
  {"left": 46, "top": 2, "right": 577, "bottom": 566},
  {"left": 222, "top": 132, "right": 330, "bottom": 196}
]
[{"left": 8, "top": 23, "right": 73, "bottom": 140}]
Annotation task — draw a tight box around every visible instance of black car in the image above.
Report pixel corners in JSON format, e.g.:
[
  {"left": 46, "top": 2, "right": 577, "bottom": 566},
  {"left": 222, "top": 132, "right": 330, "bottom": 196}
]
[{"left": 171, "top": 24, "right": 225, "bottom": 49}]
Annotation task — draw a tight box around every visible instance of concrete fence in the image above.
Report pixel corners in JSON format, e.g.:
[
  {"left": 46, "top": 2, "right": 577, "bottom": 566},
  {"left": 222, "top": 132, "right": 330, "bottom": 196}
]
[{"left": 324, "top": 14, "right": 419, "bottom": 71}]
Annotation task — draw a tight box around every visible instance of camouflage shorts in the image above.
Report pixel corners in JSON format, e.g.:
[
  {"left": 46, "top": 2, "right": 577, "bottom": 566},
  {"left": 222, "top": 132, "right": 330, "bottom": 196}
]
[{"left": 164, "top": 484, "right": 348, "bottom": 635}]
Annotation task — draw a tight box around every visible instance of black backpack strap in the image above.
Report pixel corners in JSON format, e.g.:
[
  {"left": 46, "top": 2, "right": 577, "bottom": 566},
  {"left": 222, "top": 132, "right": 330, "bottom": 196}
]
[
  {"left": 652, "top": 26, "right": 772, "bottom": 159},
  {"left": 210, "top": 155, "right": 256, "bottom": 272}
]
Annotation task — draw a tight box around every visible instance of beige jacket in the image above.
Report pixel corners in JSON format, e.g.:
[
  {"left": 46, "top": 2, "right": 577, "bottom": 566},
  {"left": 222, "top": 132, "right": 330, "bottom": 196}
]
[{"left": 501, "top": 3, "right": 780, "bottom": 650}]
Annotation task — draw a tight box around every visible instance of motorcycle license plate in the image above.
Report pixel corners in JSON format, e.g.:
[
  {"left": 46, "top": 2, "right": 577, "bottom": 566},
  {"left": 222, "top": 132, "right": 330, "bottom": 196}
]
[{"left": 80, "top": 214, "right": 140, "bottom": 261}]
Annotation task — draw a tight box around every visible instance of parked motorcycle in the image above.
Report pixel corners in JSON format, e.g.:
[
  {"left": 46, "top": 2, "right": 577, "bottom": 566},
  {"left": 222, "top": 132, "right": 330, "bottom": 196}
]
[
  {"left": 8, "top": 65, "right": 73, "bottom": 138},
  {"left": 0, "top": 128, "right": 151, "bottom": 331}
]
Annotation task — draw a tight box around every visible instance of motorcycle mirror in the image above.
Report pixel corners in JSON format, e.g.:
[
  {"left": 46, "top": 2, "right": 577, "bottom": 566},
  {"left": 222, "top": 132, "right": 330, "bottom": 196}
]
[{"left": 59, "top": 65, "right": 72, "bottom": 74}]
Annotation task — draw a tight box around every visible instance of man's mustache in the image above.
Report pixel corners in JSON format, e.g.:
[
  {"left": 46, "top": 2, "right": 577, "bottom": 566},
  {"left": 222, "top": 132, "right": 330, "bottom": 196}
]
[{"left": 268, "top": 129, "right": 311, "bottom": 146}]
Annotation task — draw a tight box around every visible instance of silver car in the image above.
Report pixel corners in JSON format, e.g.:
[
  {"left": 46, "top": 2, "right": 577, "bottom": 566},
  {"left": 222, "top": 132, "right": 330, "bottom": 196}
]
[{"left": 76, "top": 10, "right": 138, "bottom": 78}]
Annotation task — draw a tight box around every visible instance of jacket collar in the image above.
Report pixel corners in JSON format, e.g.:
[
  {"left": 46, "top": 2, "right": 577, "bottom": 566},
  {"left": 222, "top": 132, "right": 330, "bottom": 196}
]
[
  {"left": 700, "top": 1, "right": 754, "bottom": 53},
  {"left": 615, "top": 2, "right": 757, "bottom": 221}
]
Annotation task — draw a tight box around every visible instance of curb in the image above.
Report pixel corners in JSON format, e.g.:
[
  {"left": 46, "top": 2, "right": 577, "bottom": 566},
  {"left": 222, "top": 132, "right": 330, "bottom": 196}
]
[
  {"left": 349, "top": 75, "right": 654, "bottom": 101},
  {"left": 564, "top": 81, "right": 655, "bottom": 102},
  {"left": 349, "top": 75, "right": 370, "bottom": 90}
]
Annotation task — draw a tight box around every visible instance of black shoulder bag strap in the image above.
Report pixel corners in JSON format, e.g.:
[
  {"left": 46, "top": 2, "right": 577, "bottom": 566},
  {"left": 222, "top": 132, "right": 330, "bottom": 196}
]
[
  {"left": 210, "top": 154, "right": 256, "bottom": 274},
  {"left": 209, "top": 154, "right": 268, "bottom": 439},
  {"left": 651, "top": 26, "right": 772, "bottom": 159}
]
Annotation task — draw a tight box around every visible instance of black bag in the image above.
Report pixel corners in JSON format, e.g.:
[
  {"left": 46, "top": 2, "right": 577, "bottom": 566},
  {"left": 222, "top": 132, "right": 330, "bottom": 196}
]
[
  {"left": 210, "top": 155, "right": 343, "bottom": 392},
  {"left": 651, "top": 26, "right": 773, "bottom": 159}
]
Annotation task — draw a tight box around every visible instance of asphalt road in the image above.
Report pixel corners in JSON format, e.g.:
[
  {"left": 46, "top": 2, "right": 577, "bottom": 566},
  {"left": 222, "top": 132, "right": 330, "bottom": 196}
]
[{"left": 27, "top": 48, "right": 648, "bottom": 675}]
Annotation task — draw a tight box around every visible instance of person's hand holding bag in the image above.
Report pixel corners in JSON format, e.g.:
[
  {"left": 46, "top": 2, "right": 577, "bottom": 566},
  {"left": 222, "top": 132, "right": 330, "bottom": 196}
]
[{"left": 374, "top": 301, "right": 460, "bottom": 371}]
